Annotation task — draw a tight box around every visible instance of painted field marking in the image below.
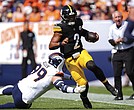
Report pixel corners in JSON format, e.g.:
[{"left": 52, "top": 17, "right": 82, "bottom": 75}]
[{"left": 42, "top": 90, "right": 134, "bottom": 106}]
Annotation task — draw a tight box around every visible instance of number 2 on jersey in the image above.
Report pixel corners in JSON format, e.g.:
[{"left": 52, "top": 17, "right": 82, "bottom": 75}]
[{"left": 74, "top": 33, "right": 80, "bottom": 49}]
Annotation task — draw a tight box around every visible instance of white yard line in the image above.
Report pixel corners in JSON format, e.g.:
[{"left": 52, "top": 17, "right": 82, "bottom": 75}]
[{"left": 42, "top": 90, "right": 134, "bottom": 106}]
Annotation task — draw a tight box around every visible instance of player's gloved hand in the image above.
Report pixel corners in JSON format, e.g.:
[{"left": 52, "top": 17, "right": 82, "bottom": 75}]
[
  {"left": 85, "top": 32, "right": 99, "bottom": 43},
  {"left": 74, "top": 85, "right": 86, "bottom": 93}
]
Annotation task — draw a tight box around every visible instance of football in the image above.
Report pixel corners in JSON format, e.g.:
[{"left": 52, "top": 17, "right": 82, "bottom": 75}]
[{"left": 85, "top": 32, "right": 99, "bottom": 43}]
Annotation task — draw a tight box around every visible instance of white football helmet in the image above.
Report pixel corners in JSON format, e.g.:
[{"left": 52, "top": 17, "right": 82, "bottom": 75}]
[{"left": 48, "top": 52, "right": 65, "bottom": 71}]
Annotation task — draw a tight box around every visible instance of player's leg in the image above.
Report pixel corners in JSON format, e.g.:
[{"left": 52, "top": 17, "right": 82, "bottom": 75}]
[
  {"left": 65, "top": 59, "right": 92, "bottom": 108},
  {"left": 0, "top": 85, "right": 16, "bottom": 108},
  {"left": 65, "top": 58, "right": 87, "bottom": 86},
  {"left": 13, "top": 85, "right": 32, "bottom": 109},
  {"left": 0, "top": 103, "right": 16, "bottom": 109},
  {"left": 12, "top": 84, "right": 32, "bottom": 109},
  {"left": 80, "top": 50, "right": 117, "bottom": 96},
  {"left": 80, "top": 83, "right": 92, "bottom": 108},
  {"left": 86, "top": 60, "right": 118, "bottom": 96},
  {"left": 0, "top": 85, "right": 14, "bottom": 95},
  {"left": 0, "top": 84, "right": 31, "bottom": 109}
]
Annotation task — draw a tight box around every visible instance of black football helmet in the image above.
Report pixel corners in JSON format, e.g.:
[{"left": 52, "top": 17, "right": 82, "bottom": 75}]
[
  {"left": 60, "top": 5, "right": 77, "bottom": 25},
  {"left": 48, "top": 52, "right": 65, "bottom": 70}
]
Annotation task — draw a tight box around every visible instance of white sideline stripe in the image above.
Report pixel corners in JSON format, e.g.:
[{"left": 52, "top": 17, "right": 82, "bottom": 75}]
[
  {"left": 89, "top": 76, "right": 132, "bottom": 87},
  {"left": 42, "top": 90, "right": 134, "bottom": 106}
]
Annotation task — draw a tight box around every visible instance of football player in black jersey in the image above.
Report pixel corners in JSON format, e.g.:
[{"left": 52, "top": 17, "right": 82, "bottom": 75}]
[{"left": 49, "top": 5, "right": 118, "bottom": 108}]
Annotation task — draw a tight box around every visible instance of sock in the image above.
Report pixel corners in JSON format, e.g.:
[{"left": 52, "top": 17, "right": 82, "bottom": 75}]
[{"left": 0, "top": 103, "right": 15, "bottom": 109}]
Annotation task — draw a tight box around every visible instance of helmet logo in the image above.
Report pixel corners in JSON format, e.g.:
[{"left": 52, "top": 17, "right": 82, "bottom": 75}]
[{"left": 48, "top": 52, "right": 64, "bottom": 69}]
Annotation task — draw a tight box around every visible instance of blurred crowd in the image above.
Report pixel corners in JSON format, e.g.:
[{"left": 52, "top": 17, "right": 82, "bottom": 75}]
[{"left": 0, "top": 0, "right": 130, "bottom": 22}]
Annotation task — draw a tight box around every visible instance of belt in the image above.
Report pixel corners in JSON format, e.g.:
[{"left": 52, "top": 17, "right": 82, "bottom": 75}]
[
  {"left": 64, "top": 49, "right": 83, "bottom": 59},
  {"left": 64, "top": 52, "right": 81, "bottom": 59},
  {"left": 72, "top": 52, "right": 80, "bottom": 59},
  {"left": 117, "top": 47, "right": 133, "bottom": 52}
]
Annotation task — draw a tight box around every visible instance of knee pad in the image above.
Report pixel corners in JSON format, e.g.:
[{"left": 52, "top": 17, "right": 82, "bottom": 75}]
[{"left": 86, "top": 61, "right": 96, "bottom": 70}]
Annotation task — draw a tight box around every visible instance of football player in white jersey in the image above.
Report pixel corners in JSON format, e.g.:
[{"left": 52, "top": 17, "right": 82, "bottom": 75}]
[{"left": 0, "top": 52, "right": 84, "bottom": 109}]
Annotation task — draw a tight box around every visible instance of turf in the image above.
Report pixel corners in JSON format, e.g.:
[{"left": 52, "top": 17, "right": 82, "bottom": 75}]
[
  {"left": 89, "top": 86, "right": 133, "bottom": 96},
  {"left": 0, "top": 86, "right": 134, "bottom": 110}
]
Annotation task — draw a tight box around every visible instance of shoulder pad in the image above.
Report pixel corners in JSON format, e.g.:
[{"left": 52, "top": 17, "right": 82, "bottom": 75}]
[
  {"left": 76, "top": 17, "right": 83, "bottom": 26},
  {"left": 53, "top": 24, "right": 62, "bottom": 32}
]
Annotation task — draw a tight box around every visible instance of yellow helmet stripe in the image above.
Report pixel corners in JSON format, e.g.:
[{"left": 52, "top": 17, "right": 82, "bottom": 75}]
[{"left": 67, "top": 5, "right": 72, "bottom": 13}]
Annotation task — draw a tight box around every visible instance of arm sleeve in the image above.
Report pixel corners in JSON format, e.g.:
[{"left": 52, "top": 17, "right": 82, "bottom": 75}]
[
  {"left": 53, "top": 79, "right": 75, "bottom": 93},
  {"left": 81, "top": 28, "right": 89, "bottom": 37},
  {"left": 63, "top": 73, "right": 73, "bottom": 80}
]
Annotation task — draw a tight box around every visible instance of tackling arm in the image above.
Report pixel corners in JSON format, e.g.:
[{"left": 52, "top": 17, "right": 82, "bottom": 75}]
[
  {"left": 63, "top": 73, "right": 73, "bottom": 80},
  {"left": 52, "top": 76, "right": 75, "bottom": 93},
  {"left": 52, "top": 76, "right": 85, "bottom": 93}
]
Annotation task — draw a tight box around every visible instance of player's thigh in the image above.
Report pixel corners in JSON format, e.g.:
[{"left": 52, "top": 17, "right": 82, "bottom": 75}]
[
  {"left": 12, "top": 85, "right": 31, "bottom": 109},
  {"left": 65, "top": 58, "right": 87, "bottom": 85},
  {"left": 79, "top": 49, "right": 93, "bottom": 68}
]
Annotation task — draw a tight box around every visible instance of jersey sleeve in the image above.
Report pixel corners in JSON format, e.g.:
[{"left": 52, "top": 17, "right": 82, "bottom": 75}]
[
  {"left": 76, "top": 17, "right": 83, "bottom": 26},
  {"left": 53, "top": 24, "right": 62, "bottom": 33}
]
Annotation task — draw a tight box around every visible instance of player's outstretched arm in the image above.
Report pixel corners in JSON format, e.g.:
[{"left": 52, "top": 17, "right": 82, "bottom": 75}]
[
  {"left": 63, "top": 73, "right": 73, "bottom": 80},
  {"left": 52, "top": 76, "right": 83, "bottom": 93}
]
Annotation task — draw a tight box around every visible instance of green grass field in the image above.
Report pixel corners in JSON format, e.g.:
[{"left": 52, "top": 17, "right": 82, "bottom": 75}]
[{"left": 0, "top": 86, "right": 134, "bottom": 110}]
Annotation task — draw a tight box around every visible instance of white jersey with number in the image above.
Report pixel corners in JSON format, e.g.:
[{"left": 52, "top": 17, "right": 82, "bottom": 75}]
[{"left": 18, "top": 61, "right": 61, "bottom": 104}]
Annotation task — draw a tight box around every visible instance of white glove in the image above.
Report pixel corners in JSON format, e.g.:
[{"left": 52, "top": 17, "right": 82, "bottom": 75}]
[{"left": 74, "top": 85, "right": 86, "bottom": 93}]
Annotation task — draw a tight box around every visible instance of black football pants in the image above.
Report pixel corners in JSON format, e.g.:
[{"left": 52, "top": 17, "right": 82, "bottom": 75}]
[{"left": 112, "top": 47, "right": 134, "bottom": 97}]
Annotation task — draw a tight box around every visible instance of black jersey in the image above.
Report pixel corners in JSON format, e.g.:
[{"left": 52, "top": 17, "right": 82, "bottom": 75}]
[
  {"left": 53, "top": 18, "right": 85, "bottom": 58},
  {"left": 20, "top": 30, "right": 36, "bottom": 50}
]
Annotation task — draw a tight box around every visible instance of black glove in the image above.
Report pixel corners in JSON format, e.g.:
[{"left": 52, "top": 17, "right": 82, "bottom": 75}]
[{"left": 85, "top": 32, "right": 99, "bottom": 43}]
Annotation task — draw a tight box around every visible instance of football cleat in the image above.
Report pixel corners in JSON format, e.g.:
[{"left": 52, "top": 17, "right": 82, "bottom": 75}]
[
  {"left": 105, "top": 83, "right": 118, "bottom": 96},
  {"left": 126, "top": 93, "right": 134, "bottom": 100},
  {"left": 80, "top": 95, "right": 92, "bottom": 109}
]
